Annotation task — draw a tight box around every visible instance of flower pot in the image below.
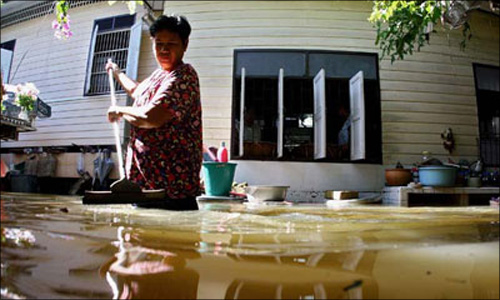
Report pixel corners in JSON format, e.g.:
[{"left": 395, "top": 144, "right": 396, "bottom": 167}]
[
  {"left": 18, "top": 108, "right": 29, "bottom": 121},
  {"left": 385, "top": 168, "right": 412, "bottom": 186}
]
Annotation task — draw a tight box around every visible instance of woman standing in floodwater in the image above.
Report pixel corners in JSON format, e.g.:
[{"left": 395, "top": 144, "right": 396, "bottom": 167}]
[{"left": 106, "top": 14, "right": 202, "bottom": 210}]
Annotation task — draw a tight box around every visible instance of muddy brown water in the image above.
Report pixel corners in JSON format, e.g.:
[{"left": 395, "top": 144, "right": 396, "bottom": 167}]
[{"left": 1, "top": 193, "right": 499, "bottom": 299}]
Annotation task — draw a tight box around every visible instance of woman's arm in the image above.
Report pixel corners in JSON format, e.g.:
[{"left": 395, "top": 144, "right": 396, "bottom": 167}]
[
  {"left": 106, "top": 61, "right": 138, "bottom": 97},
  {"left": 108, "top": 104, "right": 173, "bottom": 129}
]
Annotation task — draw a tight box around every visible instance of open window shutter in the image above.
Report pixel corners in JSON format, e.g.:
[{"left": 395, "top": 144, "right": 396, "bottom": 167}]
[
  {"left": 239, "top": 68, "right": 246, "bottom": 157},
  {"left": 349, "top": 70, "right": 366, "bottom": 161},
  {"left": 125, "top": 20, "right": 142, "bottom": 81},
  {"left": 313, "top": 68, "right": 326, "bottom": 160},
  {"left": 277, "top": 68, "right": 284, "bottom": 158},
  {"left": 85, "top": 25, "right": 99, "bottom": 94},
  {"left": 1, "top": 48, "right": 13, "bottom": 83}
]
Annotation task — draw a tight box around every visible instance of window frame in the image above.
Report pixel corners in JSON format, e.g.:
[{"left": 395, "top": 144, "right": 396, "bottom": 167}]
[
  {"left": 84, "top": 14, "right": 136, "bottom": 96},
  {"left": 1, "top": 39, "right": 16, "bottom": 84},
  {"left": 472, "top": 63, "right": 500, "bottom": 167},
  {"left": 231, "top": 49, "right": 382, "bottom": 164}
]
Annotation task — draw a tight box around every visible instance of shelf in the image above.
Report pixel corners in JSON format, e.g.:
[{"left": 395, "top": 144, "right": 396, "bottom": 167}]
[
  {"left": 1, "top": 114, "right": 36, "bottom": 141},
  {"left": 383, "top": 186, "right": 500, "bottom": 207}
]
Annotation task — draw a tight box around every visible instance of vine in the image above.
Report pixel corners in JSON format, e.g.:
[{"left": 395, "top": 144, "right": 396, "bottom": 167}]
[
  {"left": 368, "top": 1, "right": 493, "bottom": 63},
  {"left": 52, "top": 0, "right": 143, "bottom": 39}
]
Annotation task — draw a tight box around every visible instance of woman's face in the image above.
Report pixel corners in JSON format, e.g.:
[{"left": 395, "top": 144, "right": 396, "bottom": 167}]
[{"left": 152, "top": 30, "right": 188, "bottom": 71}]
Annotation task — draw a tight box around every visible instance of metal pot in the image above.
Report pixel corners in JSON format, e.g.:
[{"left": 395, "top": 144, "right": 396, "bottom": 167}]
[{"left": 245, "top": 185, "right": 289, "bottom": 202}]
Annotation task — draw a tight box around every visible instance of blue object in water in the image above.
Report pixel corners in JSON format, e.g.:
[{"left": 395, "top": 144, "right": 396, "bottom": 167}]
[
  {"left": 202, "top": 162, "right": 237, "bottom": 196},
  {"left": 418, "top": 166, "right": 457, "bottom": 187}
]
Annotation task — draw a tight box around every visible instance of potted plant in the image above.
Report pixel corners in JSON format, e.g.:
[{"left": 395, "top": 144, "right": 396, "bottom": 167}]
[{"left": 14, "top": 82, "right": 39, "bottom": 122}]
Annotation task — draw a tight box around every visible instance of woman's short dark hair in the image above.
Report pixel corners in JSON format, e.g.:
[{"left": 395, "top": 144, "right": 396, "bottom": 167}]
[{"left": 149, "top": 14, "right": 191, "bottom": 43}]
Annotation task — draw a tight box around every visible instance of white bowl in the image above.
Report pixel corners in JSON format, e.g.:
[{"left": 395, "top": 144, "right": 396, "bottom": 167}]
[{"left": 245, "top": 185, "right": 289, "bottom": 202}]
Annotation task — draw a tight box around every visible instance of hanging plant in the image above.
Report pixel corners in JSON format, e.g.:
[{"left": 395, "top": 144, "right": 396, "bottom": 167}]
[
  {"left": 51, "top": 1, "right": 143, "bottom": 39},
  {"left": 108, "top": 1, "right": 144, "bottom": 15},
  {"left": 368, "top": 1, "right": 499, "bottom": 63},
  {"left": 52, "top": 0, "right": 72, "bottom": 40}
]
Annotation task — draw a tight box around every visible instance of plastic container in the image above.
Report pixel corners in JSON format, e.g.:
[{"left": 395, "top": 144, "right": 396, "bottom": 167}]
[
  {"left": 202, "top": 162, "right": 237, "bottom": 196},
  {"left": 418, "top": 166, "right": 457, "bottom": 187},
  {"left": 217, "top": 142, "right": 228, "bottom": 163}
]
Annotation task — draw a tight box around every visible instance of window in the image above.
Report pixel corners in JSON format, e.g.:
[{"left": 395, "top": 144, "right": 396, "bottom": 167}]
[
  {"left": 1, "top": 40, "right": 16, "bottom": 84},
  {"left": 231, "top": 50, "right": 382, "bottom": 164},
  {"left": 85, "top": 14, "right": 142, "bottom": 95},
  {"left": 473, "top": 64, "right": 500, "bottom": 167}
]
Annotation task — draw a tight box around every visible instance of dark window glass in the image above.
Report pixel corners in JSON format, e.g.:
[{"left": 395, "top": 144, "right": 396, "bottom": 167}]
[
  {"left": 95, "top": 18, "right": 113, "bottom": 32},
  {"left": 114, "top": 14, "right": 136, "bottom": 29},
  {"left": 0, "top": 40, "right": 16, "bottom": 51},
  {"left": 309, "top": 53, "right": 378, "bottom": 80},
  {"left": 235, "top": 51, "right": 306, "bottom": 77}
]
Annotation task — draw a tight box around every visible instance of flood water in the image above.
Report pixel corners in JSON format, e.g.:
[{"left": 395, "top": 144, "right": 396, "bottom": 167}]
[{"left": 1, "top": 192, "right": 499, "bottom": 299}]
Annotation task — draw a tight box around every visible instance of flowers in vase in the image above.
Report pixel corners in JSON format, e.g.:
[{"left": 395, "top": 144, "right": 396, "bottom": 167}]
[{"left": 14, "top": 82, "right": 39, "bottom": 112}]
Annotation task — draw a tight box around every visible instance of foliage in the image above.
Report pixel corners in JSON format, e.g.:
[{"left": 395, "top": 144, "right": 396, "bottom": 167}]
[
  {"left": 52, "top": 0, "right": 72, "bottom": 39},
  {"left": 108, "top": 1, "right": 144, "bottom": 15},
  {"left": 14, "top": 83, "right": 39, "bottom": 111},
  {"left": 52, "top": 0, "right": 143, "bottom": 39},
  {"left": 369, "top": 1, "right": 449, "bottom": 63}
]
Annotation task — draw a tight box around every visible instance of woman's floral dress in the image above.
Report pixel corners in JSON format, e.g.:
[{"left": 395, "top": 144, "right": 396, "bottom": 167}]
[{"left": 125, "top": 63, "right": 202, "bottom": 199}]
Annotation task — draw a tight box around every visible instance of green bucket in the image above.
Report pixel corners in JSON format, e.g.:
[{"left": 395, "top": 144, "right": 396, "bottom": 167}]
[{"left": 202, "top": 162, "right": 237, "bottom": 196}]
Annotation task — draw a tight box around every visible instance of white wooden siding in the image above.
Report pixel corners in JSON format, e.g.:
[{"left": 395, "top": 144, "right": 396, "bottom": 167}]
[
  {"left": 2, "top": 1, "right": 498, "bottom": 184},
  {"left": 165, "top": 0, "right": 499, "bottom": 167},
  {"left": 1, "top": 2, "right": 149, "bottom": 148}
]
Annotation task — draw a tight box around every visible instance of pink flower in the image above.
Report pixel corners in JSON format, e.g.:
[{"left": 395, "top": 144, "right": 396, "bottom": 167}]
[
  {"left": 62, "top": 22, "right": 70, "bottom": 31},
  {"left": 52, "top": 20, "right": 59, "bottom": 29},
  {"left": 63, "top": 30, "right": 73, "bottom": 38},
  {"left": 54, "top": 30, "right": 62, "bottom": 40}
]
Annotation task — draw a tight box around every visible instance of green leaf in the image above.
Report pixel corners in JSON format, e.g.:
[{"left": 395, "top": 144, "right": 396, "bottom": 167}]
[{"left": 127, "top": 1, "right": 137, "bottom": 14}]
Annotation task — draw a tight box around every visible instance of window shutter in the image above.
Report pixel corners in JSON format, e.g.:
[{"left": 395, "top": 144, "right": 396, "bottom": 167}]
[
  {"left": 277, "top": 68, "right": 284, "bottom": 158},
  {"left": 349, "top": 70, "right": 366, "bottom": 161},
  {"left": 239, "top": 67, "right": 246, "bottom": 157},
  {"left": 313, "top": 68, "right": 326, "bottom": 160},
  {"left": 85, "top": 25, "right": 99, "bottom": 94},
  {"left": 125, "top": 20, "right": 142, "bottom": 81},
  {"left": 0, "top": 48, "right": 13, "bottom": 83}
]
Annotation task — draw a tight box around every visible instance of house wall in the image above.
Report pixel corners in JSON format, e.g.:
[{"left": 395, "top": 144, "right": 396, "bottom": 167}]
[
  {"left": 163, "top": 1, "right": 499, "bottom": 193},
  {"left": 1, "top": 1, "right": 498, "bottom": 191},
  {"left": 1, "top": 1, "right": 155, "bottom": 178}
]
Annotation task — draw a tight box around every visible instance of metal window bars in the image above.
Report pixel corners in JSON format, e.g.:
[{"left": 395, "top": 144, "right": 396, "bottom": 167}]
[
  {"left": 479, "top": 135, "right": 500, "bottom": 167},
  {"left": 88, "top": 28, "right": 130, "bottom": 95}
]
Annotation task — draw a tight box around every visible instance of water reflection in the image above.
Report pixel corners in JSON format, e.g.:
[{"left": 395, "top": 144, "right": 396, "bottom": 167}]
[
  {"left": 224, "top": 279, "right": 364, "bottom": 299},
  {"left": 101, "top": 226, "right": 200, "bottom": 299},
  {"left": 1, "top": 194, "right": 499, "bottom": 299}
]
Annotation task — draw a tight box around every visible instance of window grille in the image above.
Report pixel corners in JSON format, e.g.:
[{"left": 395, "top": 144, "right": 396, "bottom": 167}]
[
  {"left": 1, "top": 1, "right": 100, "bottom": 29},
  {"left": 86, "top": 14, "right": 135, "bottom": 95},
  {"left": 87, "top": 28, "right": 130, "bottom": 94}
]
